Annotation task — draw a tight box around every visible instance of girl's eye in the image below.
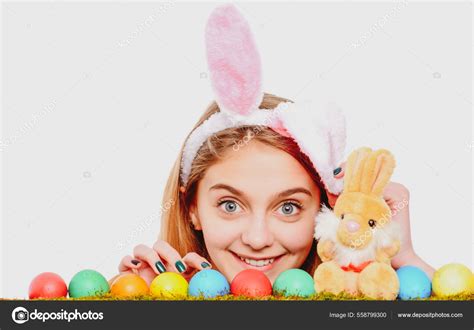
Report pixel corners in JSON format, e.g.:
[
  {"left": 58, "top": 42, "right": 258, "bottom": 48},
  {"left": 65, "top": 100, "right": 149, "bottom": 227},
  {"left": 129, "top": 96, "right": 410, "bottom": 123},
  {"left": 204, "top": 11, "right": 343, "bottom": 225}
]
[
  {"left": 277, "top": 202, "right": 301, "bottom": 216},
  {"left": 218, "top": 200, "right": 241, "bottom": 213}
]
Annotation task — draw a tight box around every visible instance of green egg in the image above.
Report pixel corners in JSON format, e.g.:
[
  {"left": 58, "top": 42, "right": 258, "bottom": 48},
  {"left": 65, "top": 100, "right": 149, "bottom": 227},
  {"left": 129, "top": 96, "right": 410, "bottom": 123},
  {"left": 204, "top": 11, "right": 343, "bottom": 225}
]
[
  {"left": 68, "top": 269, "right": 110, "bottom": 298},
  {"left": 273, "top": 269, "right": 315, "bottom": 297}
]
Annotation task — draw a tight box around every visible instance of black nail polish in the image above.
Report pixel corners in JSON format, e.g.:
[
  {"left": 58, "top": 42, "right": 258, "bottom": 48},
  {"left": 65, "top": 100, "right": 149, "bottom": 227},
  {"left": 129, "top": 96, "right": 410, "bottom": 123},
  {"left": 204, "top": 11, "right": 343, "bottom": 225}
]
[
  {"left": 175, "top": 260, "right": 186, "bottom": 273},
  {"left": 333, "top": 167, "right": 342, "bottom": 176},
  {"left": 201, "top": 262, "right": 210, "bottom": 268},
  {"left": 155, "top": 261, "right": 166, "bottom": 273},
  {"left": 131, "top": 259, "right": 140, "bottom": 266}
]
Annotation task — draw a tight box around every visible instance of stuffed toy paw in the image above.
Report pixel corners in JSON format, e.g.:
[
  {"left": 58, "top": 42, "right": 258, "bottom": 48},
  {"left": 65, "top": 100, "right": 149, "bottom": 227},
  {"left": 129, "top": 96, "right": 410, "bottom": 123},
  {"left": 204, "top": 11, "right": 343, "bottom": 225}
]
[{"left": 313, "top": 147, "right": 401, "bottom": 300}]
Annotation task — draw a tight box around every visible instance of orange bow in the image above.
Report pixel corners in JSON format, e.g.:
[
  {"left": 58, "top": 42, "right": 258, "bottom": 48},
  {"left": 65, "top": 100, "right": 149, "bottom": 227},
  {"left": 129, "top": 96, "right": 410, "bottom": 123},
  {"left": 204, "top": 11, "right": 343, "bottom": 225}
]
[{"left": 340, "top": 260, "right": 373, "bottom": 273}]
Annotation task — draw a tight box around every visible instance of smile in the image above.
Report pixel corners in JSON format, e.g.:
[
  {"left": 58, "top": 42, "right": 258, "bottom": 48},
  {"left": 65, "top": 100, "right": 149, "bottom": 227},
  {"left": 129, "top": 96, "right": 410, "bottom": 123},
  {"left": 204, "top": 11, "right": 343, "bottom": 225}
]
[
  {"left": 239, "top": 256, "right": 275, "bottom": 267},
  {"left": 231, "top": 252, "right": 284, "bottom": 270}
]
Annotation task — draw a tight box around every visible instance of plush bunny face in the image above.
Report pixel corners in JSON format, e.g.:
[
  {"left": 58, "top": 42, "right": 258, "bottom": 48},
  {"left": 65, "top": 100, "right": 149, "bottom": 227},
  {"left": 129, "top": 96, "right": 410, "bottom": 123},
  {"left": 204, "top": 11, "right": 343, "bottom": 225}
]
[
  {"left": 331, "top": 148, "right": 395, "bottom": 250},
  {"left": 334, "top": 192, "right": 391, "bottom": 249},
  {"left": 314, "top": 148, "right": 401, "bottom": 268}
]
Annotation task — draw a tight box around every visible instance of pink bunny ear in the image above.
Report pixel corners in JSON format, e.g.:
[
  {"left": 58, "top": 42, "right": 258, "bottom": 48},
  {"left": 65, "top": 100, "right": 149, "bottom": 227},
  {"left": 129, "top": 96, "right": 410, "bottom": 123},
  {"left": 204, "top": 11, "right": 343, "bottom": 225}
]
[{"left": 205, "top": 4, "right": 263, "bottom": 117}]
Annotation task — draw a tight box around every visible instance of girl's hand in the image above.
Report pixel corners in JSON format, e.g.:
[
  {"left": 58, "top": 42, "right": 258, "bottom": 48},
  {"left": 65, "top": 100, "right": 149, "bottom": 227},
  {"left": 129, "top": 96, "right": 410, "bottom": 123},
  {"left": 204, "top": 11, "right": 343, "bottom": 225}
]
[
  {"left": 329, "top": 164, "right": 435, "bottom": 277},
  {"left": 117, "top": 240, "right": 212, "bottom": 284}
]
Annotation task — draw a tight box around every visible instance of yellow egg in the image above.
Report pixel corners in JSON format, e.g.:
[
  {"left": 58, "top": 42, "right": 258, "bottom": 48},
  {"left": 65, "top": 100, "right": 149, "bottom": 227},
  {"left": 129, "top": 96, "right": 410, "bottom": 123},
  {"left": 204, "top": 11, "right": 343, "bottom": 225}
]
[
  {"left": 150, "top": 272, "right": 188, "bottom": 299},
  {"left": 432, "top": 263, "right": 474, "bottom": 297},
  {"left": 468, "top": 272, "right": 474, "bottom": 294},
  {"left": 472, "top": 273, "right": 474, "bottom": 293}
]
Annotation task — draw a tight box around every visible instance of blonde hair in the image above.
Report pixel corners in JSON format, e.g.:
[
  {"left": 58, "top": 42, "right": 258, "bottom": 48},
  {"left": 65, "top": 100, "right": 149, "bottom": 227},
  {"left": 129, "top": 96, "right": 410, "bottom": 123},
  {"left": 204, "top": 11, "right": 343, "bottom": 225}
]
[{"left": 159, "top": 93, "right": 328, "bottom": 275}]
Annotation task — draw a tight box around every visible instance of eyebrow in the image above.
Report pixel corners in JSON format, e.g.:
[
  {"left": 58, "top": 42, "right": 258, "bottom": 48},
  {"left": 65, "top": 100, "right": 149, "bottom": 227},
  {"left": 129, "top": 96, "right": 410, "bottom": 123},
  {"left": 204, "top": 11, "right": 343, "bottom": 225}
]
[
  {"left": 209, "top": 184, "right": 244, "bottom": 197},
  {"left": 276, "top": 187, "right": 313, "bottom": 199},
  {"left": 209, "top": 184, "right": 313, "bottom": 199}
]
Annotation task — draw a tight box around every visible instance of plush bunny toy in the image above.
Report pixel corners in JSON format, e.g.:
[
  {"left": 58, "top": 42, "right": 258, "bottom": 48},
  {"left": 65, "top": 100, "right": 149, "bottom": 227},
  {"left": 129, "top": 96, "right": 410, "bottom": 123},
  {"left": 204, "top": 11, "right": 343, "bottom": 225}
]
[{"left": 313, "top": 147, "right": 401, "bottom": 300}]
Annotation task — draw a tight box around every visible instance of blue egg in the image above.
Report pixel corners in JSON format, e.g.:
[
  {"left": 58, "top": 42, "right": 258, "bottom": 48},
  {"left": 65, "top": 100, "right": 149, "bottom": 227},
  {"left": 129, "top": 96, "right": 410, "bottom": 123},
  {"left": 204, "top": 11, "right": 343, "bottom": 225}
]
[
  {"left": 188, "top": 269, "right": 230, "bottom": 298},
  {"left": 396, "top": 266, "right": 431, "bottom": 300}
]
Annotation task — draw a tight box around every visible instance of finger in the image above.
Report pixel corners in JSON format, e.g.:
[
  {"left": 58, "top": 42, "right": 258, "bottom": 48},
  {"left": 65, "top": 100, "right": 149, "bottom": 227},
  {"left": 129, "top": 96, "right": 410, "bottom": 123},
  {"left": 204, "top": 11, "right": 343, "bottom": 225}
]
[
  {"left": 137, "top": 267, "right": 158, "bottom": 286},
  {"left": 182, "top": 252, "right": 212, "bottom": 273},
  {"left": 133, "top": 244, "right": 166, "bottom": 275},
  {"left": 326, "top": 163, "right": 346, "bottom": 208},
  {"left": 118, "top": 255, "right": 142, "bottom": 273},
  {"left": 333, "top": 162, "right": 346, "bottom": 179},
  {"left": 383, "top": 182, "right": 410, "bottom": 202},
  {"left": 152, "top": 240, "right": 187, "bottom": 274}
]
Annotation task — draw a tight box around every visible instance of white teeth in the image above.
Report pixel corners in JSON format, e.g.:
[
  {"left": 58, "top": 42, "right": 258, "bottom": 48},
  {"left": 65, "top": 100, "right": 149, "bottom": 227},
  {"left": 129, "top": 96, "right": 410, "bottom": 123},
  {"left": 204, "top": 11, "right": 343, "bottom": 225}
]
[{"left": 239, "top": 256, "right": 275, "bottom": 267}]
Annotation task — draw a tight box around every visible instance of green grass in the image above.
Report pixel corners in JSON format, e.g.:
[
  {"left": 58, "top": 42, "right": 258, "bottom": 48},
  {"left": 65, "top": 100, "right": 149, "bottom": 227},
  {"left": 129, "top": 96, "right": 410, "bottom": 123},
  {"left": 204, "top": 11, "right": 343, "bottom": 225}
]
[{"left": 4, "top": 292, "right": 473, "bottom": 301}]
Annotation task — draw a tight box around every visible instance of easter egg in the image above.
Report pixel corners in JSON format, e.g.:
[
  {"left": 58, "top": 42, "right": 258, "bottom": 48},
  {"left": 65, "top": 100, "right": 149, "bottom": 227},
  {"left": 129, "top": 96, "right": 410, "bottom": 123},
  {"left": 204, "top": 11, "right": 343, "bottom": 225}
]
[
  {"left": 230, "top": 269, "right": 272, "bottom": 298},
  {"left": 396, "top": 266, "right": 431, "bottom": 300},
  {"left": 188, "top": 269, "right": 230, "bottom": 298},
  {"left": 432, "top": 263, "right": 474, "bottom": 297},
  {"left": 68, "top": 270, "right": 110, "bottom": 298},
  {"left": 29, "top": 272, "right": 68, "bottom": 299},
  {"left": 273, "top": 269, "right": 315, "bottom": 297},
  {"left": 111, "top": 274, "right": 149, "bottom": 298},
  {"left": 150, "top": 272, "right": 188, "bottom": 299}
]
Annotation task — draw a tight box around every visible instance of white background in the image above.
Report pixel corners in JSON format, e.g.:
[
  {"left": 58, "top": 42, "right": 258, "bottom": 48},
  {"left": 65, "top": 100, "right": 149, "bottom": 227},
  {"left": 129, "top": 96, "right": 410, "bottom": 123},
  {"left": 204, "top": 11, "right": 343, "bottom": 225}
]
[{"left": 1, "top": 1, "right": 472, "bottom": 298}]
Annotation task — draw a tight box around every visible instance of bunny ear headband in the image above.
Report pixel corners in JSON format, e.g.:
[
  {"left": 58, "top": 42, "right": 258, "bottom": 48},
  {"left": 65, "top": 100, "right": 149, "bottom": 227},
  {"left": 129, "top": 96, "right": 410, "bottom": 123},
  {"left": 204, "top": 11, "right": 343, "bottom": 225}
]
[{"left": 180, "top": 4, "right": 346, "bottom": 195}]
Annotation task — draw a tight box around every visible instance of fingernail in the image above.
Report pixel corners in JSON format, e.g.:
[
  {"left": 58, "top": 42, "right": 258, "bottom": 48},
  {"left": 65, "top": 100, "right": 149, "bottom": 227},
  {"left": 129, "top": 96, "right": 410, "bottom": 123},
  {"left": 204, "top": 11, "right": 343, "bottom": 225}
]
[
  {"left": 175, "top": 260, "right": 186, "bottom": 273},
  {"left": 131, "top": 259, "right": 140, "bottom": 266},
  {"left": 201, "top": 262, "right": 210, "bottom": 268},
  {"left": 333, "top": 167, "right": 342, "bottom": 176},
  {"left": 155, "top": 261, "right": 166, "bottom": 273}
]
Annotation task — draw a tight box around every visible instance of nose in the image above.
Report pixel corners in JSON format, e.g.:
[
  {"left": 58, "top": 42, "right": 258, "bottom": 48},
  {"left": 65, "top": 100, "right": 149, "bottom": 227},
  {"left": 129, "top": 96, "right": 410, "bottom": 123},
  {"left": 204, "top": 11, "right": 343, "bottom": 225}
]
[
  {"left": 241, "top": 217, "right": 274, "bottom": 250},
  {"left": 345, "top": 221, "right": 360, "bottom": 233}
]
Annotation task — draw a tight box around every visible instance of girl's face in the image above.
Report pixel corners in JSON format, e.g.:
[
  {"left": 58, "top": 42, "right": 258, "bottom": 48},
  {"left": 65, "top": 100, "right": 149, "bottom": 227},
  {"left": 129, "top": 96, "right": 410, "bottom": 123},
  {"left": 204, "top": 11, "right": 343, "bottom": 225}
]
[{"left": 190, "top": 140, "right": 321, "bottom": 283}]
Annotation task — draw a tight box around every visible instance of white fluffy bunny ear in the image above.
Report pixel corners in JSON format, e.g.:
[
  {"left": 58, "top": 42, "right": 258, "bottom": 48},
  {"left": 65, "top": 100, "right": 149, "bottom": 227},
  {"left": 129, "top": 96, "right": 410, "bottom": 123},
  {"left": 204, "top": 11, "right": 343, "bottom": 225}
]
[
  {"left": 318, "top": 103, "right": 347, "bottom": 194},
  {"left": 205, "top": 4, "right": 263, "bottom": 117},
  {"left": 279, "top": 102, "right": 346, "bottom": 195},
  {"left": 324, "top": 103, "right": 346, "bottom": 170}
]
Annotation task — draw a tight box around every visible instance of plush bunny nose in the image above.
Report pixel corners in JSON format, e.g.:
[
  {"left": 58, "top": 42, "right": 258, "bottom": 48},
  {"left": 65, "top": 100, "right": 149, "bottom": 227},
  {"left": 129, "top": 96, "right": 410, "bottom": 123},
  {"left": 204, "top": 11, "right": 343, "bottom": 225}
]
[{"left": 345, "top": 221, "right": 360, "bottom": 233}]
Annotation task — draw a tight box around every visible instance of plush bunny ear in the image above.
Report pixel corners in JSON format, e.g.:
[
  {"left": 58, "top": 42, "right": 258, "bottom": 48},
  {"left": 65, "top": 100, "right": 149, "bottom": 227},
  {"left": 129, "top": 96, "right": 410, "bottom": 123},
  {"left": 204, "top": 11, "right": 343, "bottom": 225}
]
[
  {"left": 205, "top": 4, "right": 263, "bottom": 117},
  {"left": 344, "top": 147, "right": 372, "bottom": 193},
  {"left": 344, "top": 148, "right": 396, "bottom": 196},
  {"left": 366, "top": 149, "right": 396, "bottom": 196}
]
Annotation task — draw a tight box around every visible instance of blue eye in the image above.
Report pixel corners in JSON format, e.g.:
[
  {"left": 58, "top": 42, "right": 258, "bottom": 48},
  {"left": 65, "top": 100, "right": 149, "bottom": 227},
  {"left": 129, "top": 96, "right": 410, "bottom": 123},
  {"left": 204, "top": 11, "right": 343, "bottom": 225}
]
[
  {"left": 278, "top": 202, "right": 301, "bottom": 216},
  {"left": 219, "top": 200, "right": 241, "bottom": 213}
]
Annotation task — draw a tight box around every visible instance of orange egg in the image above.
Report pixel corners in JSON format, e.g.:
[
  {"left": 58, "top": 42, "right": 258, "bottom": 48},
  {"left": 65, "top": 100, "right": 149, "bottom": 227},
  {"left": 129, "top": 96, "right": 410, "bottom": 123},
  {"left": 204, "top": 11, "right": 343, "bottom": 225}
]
[{"left": 111, "top": 274, "right": 149, "bottom": 298}]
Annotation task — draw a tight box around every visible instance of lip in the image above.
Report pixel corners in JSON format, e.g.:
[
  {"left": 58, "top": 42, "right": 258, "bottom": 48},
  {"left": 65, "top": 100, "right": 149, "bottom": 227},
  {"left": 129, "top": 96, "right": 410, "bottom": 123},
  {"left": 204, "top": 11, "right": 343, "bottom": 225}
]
[{"left": 231, "top": 251, "right": 284, "bottom": 272}]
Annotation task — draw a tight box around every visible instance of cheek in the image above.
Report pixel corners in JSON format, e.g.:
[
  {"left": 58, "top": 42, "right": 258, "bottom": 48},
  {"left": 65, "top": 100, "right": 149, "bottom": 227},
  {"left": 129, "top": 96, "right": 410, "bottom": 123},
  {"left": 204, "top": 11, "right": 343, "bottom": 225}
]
[
  {"left": 273, "top": 217, "right": 315, "bottom": 253},
  {"left": 202, "top": 219, "right": 242, "bottom": 249},
  {"left": 197, "top": 203, "right": 242, "bottom": 249}
]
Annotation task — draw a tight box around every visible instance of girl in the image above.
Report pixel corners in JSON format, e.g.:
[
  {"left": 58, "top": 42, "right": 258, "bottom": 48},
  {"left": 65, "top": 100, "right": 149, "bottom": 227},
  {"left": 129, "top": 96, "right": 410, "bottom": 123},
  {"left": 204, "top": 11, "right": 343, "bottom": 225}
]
[{"left": 112, "top": 5, "right": 434, "bottom": 286}]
